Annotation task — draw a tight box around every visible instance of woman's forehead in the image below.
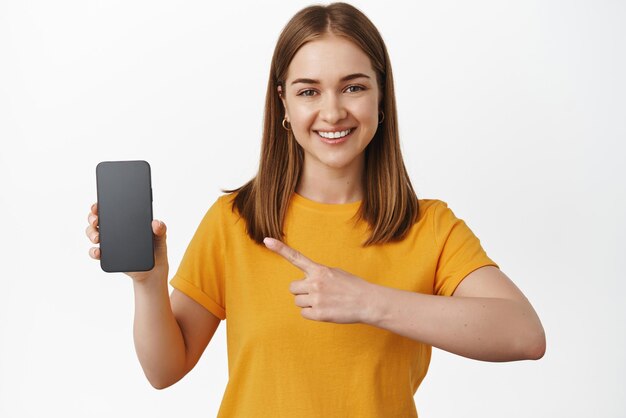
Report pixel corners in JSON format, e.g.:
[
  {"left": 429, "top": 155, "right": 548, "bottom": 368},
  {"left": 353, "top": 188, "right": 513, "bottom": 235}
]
[{"left": 285, "top": 35, "right": 376, "bottom": 84}]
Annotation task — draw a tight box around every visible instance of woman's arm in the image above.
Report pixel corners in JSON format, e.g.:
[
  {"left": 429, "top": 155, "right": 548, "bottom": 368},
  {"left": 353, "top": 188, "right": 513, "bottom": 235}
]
[{"left": 362, "top": 266, "right": 546, "bottom": 362}]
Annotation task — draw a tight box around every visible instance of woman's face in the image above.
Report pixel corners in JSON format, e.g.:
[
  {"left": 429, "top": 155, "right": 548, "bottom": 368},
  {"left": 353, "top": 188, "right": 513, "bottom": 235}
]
[{"left": 278, "top": 34, "right": 381, "bottom": 171}]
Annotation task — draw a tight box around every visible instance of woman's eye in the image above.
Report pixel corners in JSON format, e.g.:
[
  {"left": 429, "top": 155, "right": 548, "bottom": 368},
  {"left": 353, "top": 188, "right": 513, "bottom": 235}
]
[
  {"left": 346, "top": 85, "right": 365, "bottom": 93},
  {"left": 298, "top": 89, "right": 316, "bottom": 97}
]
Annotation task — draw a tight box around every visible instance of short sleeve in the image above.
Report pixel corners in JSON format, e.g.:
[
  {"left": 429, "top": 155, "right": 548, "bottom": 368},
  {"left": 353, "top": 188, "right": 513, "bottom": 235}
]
[
  {"left": 433, "top": 201, "right": 499, "bottom": 297},
  {"left": 169, "top": 196, "right": 227, "bottom": 319}
]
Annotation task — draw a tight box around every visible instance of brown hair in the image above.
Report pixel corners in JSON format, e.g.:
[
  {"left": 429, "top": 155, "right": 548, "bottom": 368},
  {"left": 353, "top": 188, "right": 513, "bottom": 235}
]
[{"left": 222, "top": 2, "right": 420, "bottom": 247}]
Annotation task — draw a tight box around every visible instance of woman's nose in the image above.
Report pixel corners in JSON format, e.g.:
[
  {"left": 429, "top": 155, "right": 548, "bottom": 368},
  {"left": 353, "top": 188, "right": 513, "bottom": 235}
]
[{"left": 319, "top": 94, "right": 347, "bottom": 123}]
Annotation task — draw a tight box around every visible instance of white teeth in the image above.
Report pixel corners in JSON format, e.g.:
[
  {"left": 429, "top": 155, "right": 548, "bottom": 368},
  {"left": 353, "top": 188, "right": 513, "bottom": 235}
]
[{"left": 318, "top": 129, "right": 351, "bottom": 139}]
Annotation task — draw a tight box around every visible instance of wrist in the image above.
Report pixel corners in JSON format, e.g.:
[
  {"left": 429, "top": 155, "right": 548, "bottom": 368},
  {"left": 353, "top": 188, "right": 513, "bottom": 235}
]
[
  {"left": 132, "top": 272, "right": 168, "bottom": 292},
  {"left": 361, "top": 282, "right": 388, "bottom": 326}
]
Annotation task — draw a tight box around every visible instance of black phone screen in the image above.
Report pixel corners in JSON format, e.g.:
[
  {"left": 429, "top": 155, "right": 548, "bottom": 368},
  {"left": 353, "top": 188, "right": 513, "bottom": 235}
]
[{"left": 96, "top": 160, "right": 154, "bottom": 273}]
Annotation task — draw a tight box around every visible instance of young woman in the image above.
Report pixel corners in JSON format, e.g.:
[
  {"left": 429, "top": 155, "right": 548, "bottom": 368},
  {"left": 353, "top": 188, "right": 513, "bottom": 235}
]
[{"left": 86, "top": 3, "right": 545, "bottom": 417}]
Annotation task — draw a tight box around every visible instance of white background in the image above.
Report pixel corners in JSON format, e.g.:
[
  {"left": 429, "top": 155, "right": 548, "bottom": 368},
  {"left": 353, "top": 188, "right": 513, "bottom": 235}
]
[{"left": 1, "top": 0, "right": 624, "bottom": 416}]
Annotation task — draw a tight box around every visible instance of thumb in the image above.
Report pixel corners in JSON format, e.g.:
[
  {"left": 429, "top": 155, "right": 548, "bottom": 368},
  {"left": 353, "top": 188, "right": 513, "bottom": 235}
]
[
  {"left": 151, "top": 220, "right": 168, "bottom": 267},
  {"left": 152, "top": 219, "right": 167, "bottom": 241}
]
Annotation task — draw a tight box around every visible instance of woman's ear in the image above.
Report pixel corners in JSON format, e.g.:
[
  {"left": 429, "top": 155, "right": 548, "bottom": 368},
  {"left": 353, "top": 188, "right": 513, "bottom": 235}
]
[{"left": 277, "top": 85, "right": 287, "bottom": 111}]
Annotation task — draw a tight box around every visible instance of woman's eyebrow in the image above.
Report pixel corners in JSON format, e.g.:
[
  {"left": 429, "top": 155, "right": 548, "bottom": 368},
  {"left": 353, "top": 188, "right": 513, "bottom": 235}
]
[{"left": 290, "top": 73, "right": 371, "bottom": 85}]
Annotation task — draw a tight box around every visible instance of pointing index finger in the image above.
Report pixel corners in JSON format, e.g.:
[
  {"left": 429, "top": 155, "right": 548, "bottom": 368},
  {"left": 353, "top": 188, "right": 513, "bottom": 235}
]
[{"left": 263, "top": 237, "right": 317, "bottom": 273}]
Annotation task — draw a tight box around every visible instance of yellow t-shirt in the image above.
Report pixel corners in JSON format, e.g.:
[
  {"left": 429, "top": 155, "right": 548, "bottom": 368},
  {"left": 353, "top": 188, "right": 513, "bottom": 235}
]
[{"left": 169, "top": 191, "right": 499, "bottom": 418}]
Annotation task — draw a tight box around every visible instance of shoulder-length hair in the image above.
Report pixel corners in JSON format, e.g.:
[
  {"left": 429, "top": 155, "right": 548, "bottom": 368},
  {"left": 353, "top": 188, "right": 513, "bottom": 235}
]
[{"left": 222, "top": 2, "right": 420, "bottom": 247}]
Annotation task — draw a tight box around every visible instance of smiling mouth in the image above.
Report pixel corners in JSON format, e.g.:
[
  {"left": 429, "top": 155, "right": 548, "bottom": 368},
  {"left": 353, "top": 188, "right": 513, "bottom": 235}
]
[
  {"left": 315, "top": 128, "right": 355, "bottom": 144},
  {"left": 314, "top": 128, "right": 355, "bottom": 139}
]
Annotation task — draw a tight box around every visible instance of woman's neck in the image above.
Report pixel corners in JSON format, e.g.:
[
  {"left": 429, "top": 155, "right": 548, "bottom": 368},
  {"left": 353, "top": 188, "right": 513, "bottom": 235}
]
[{"left": 295, "top": 155, "right": 364, "bottom": 204}]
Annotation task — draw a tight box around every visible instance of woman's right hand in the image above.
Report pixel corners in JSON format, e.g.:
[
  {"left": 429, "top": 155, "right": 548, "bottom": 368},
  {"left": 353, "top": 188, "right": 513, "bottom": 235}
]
[{"left": 86, "top": 202, "right": 169, "bottom": 282}]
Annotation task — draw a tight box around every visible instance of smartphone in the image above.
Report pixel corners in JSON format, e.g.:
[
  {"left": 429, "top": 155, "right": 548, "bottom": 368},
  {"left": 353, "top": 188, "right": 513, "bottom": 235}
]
[{"left": 96, "top": 160, "right": 154, "bottom": 273}]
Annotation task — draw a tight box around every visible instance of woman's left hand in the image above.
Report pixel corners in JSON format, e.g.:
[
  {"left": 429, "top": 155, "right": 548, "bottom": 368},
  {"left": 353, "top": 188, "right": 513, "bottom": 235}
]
[{"left": 263, "top": 237, "right": 374, "bottom": 324}]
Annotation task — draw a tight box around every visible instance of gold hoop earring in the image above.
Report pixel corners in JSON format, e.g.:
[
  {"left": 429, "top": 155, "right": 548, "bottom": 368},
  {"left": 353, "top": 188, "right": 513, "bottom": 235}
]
[
  {"left": 378, "top": 111, "right": 385, "bottom": 124},
  {"left": 282, "top": 117, "right": 291, "bottom": 131}
]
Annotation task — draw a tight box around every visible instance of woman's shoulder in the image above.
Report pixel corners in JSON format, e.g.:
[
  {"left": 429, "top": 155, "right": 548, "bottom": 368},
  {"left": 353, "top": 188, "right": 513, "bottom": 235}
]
[
  {"left": 212, "top": 191, "right": 236, "bottom": 210},
  {"left": 215, "top": 190, "right": 245, "bottom": 220},
  {"left": 417, "top": 197, "right": 448, "bottom": 217},
  {"left": 417, "top": 197, "right": 444, "bottom": 206},
  {"left": 217, "top": 190, "right": 238, "bottom": 205}
]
